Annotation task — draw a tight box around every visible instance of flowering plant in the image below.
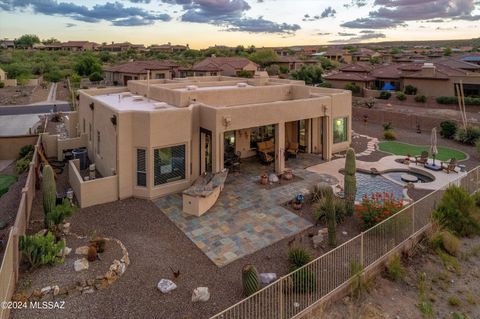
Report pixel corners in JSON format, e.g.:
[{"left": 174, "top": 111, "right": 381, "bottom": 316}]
[
  {"left": 356, "top": 192, "right": 403, "bottom": 230},
  {"left": 294, "top": 194, "right": 305, "bottom": 204}
]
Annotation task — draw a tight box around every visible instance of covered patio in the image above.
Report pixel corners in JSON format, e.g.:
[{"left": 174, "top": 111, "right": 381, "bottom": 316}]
[{"left": 154, "top": 153, "right": 336, "bottom": 267}]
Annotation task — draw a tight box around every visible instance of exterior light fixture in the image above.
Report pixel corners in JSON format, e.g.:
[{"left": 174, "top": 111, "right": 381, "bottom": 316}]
[
  {"left": 89, "top": 102, "right": 94, "bottom": 110},
  {"left": 111, "top": 115, "right": 117, "bottom": 126}
]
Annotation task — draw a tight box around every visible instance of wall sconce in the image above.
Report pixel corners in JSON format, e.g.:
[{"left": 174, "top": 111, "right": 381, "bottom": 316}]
[
  {"left": 111, "top": 115, "right": 117, "bottom": 126},
  {"left": 322, "top": 104, "right": 328, "bottom": 114},
  {"left": 222, "top": 116, "right": 232, "bottom": 128},
  {"left": 89, "top": 102, "right": 94, "bottom": 110}
]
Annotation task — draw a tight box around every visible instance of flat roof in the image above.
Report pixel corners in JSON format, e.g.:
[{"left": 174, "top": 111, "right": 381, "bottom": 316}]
[
  {"left": 93, "top": 92, "right": 176, "bottom": 112},
  {"left": 173, "top": 84, "right": 253, "bottom": 92}
]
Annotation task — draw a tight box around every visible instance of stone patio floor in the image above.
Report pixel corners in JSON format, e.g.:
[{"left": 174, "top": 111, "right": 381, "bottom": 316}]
[{"left": 154, "top": 154, "right": 338, "bottom": 267}]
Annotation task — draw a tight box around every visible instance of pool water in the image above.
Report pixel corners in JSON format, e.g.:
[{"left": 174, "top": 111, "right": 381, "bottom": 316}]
[
  {"left": 355, "top": 172, "right": 404, "bottom": 202},
  {"left": 383, "top": 171, "right": 434, "bottom": 184}
]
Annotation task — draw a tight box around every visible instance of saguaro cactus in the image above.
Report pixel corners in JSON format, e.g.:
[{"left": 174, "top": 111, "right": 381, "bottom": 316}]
[
  {"left": 344, "top": 148, "right": 357, "bottom": 216},
  {"left": 242, "top": 264, "right": 259, "bottom": 297},
  {"left": 42, "top": 165, "right": 56, "bottom": 217},
  {"left": 324, "top": 190, "right": 337, "bottom": 247}
]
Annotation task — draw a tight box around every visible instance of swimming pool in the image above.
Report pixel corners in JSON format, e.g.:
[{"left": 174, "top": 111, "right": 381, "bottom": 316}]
[
  {"left": 383, "top": 170, "right": 434, "bottom": 184},
  {"left": 355, "top": 172, "right": 405, "bottom": 202}
]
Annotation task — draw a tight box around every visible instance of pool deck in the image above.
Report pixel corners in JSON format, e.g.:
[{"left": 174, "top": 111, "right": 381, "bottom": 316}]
[{"left": 307, "top": 155, "right": 467, "bottom": 191}]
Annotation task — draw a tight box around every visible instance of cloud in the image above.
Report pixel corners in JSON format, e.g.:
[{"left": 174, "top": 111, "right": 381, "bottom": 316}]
[
  {"left": 316, "top": 32, "right": 331, "bottom": 35},
  {"left": 329, "top": 32, "right": 386, "bottom": 43},
  {"left": 302, "top": 14, "right": 320, "bottom": 21},
  {"left": 338, "top": 32, "right": 357, "bottom": 36},
  {"left": 320, "top": 6, "right": 336, "bottom": 18},
  {"left": 360, "top": 30, "right": 375, "bottom": 33},
  {"left": 173, "top": 0, "right": 300, "bottom": 34},
  {"left": 341, "top": 17, "right": 405, "bottom": 28},
  {"left": 344, "top": 0, "right": 368, "bottom": 8},
  {"left": 343, "top": 0, "right": 480, "bottom": 29},
  {"left": 128, "top": 0, "right": 151, "bottom": 3},
  {"left": 65, "top": 23, "right": 76, "bottom": 28},
  {"left": 0, "top": 0, "right": 171, "bottom": 26}
]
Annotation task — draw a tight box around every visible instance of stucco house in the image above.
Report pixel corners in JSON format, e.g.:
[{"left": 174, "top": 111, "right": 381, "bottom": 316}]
[
  {"left": 104, "top": 60, "right": 180, "bottom": 85},
  {"left": 61, "top": 41, "right": 98, "bottom": 51},
  {"left": 52, "top": 76, "right": 351, "bottom": 208},
  {"left": 192, "top": 57, "right": 259, "bottom": 77},
  {"left": 0, "top": 67, "right": 6, "bottom": 82}
]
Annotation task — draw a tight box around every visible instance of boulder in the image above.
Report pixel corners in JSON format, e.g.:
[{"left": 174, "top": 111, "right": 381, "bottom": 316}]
[
  {"left": 259, "top": 273, "right": 277, "bottom": 284},
  {"left": 268, "top": 174, "right": 279, "bottom": 183},
  {"left": 157, "top": 279, "right": 177, "bottom": 294},
  {"left": 40, "top": 286, "right": 51, "bottom": 294},
  {"left": 52, "top": 285, "right": 60, "bottom": 296},
  {"left": 74, "top": 258, "right": 89, "bottom": 272},
  {"left": 192, "top": 287, "right": 210, "bottom": 302},
  {"left": 312, "top": 234, "right": 323, "bottom": 249},
  {"left": 75, "top": 246, "right": 89, "bottom": 255},
  {"left": 57, "top": 247, "right": 72, "bottom": 257}
]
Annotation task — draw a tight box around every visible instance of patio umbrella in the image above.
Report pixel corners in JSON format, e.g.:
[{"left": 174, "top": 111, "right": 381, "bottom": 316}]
[{"left": 430, "top": 127, "right": 438, "bottom": 166}]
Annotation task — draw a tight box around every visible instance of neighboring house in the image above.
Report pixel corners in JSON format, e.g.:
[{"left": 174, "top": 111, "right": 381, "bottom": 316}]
[
  {"left": 101, "top": 42, "right": 145, "bottom": 52},
  {"left": 104, "top": 60, "right": 180, "bottom": 85},
  {"left": 324, "top": 60, "right": 480, "bottom": 97},
  {"left": 323, "top": 47, "right": 352, "bottom": 64},
  {"left": 72, "top": 75, "right": 351, "bottom": 204},
  {"left": 192, "top": 57, "right": 259, "bottom": 77},
  {"left": 0, "top": 39, "right": 15, "bottom": 49},
  {"left": 271, "top": 56, "right": 319, "bottom": 72},
  {"left": 178, "top": 65, "right": 222, "bottom": 78},
  {"left": 149, "top": 43, "right": 189, "bottom": 53},
  {"left": 61, "top": 41, "right": 98, "bottom": 51},
  {"left": 44, "top": 43, "right": 63, "bottom": 51},
  {"left": 0, "top": 67, "right": 6, "bottom": 81}
]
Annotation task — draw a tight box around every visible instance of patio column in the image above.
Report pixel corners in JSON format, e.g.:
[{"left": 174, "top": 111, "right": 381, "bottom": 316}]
[
  {"left": 212, "top": 131, "right": 224, "bottom": 173},
  {"left": 323, "top": 116, "right": 332, "bottom": 161},
  {"left": 275, "top": 122, "right": 285, "bottom": 174}
]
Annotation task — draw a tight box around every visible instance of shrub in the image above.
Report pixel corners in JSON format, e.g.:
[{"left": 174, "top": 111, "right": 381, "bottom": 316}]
[
  {"left": 382, "top": 122, "right": 393, "bottom": 131},
  {"left": 19, "top": 231, "right": 64, "bottom": 269},
  {"left": 396, "top": 91, "right": 406, "bottom": 101},
  {"left": 19, "top": 144, "right": 34, "bottom": 158},
  {"left": 242, "top": 264, "right": 259, "bottom": 296},
  {"left": 350, "top": 261, "right": 367, "bottom": 299},
  {"left": 440, "top": 121, "right": 458, "bottom": 139},
  {"left": 385, "top": 254, "right": 406, "bottom": 281},
  {"left": 404, "top": 85, "right": 417, "bottom": 95},
  {"left": 344, "top": 148, "right": 356, "bottom": 216},
  {"left": 472, "top": 191, "right": 480, "bottom": 207},
  {"left": 437, "top": 96, "right": 480, "bottom": 105},
  {"left": 314, "top": 192, "right": 346, "bottom": 224},
  {"left": 0, "top": 82, "right": 4, "bottom": 88},
  {"left": 288, "top": 247, "right": 313, "bottom": 270},
  {"left": 318, "top": 82, "right": 332, "bottom": 88},
  {"left": 384, "top": 129, "right": 396, "bottom": 140},
  {"left": 415, "top": 95, "right": 427, "bottom": 103},
  {"left": 432, "top": 186, "right": 480, "bottom": 236},
  {"left": 15, "top": 153, "right": 32, "bottom": 174},
  {"left": 448, "top": 296, "right": 461, "bottom": 307},
  {"left": 430, "top": 230, "right": 460, "bottom": 256},
  {"left": 454, "top": 126, "right": 480, "bottom": 145},
  {"left": 290, "top": 268, "right": 317, "bottom": 293},
  {"left": 378, "top": 91, "right": 391, "bottom": 100},
  {"left": 356, "top": 192, "right": 404, "bottom": 230},
  {"left": 88, "top": 71, "right": 103, "bottom": 82},
  {"left": 310, "top": 183, "right": 331, "bottom": 203},
  {"left": 344, "top": 83, "right": 361, "bottom": 94},
  {"left": 46, "top": 198, "right": 76, "bottom": 230}
]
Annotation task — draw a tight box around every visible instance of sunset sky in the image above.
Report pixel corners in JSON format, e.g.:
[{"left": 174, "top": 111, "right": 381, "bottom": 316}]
[{"left": 0, "top": 0, "right": 479, "bottom": 48}]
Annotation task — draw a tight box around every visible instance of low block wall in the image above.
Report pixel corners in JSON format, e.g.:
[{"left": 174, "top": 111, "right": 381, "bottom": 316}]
[
  {"left": 69, "top": 159, "right": 118, "bottom": 208},
  {"left": 0, "top": 135, "right": 38, "bottom": 160},
  {"left": 57, "top": 134, "right": 88, "bottom": 160}
]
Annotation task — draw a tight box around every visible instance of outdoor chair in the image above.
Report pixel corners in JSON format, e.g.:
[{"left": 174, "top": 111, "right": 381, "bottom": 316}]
[
  {"left": 415, "top": 151, "right": 429, "bottom": 166},
  {"left": 441, "top": 158, "right": 458, "bottom": 174},
  {"left": 230, "top": 151, "right": 241, "bottom": 172},
  {"left": 286, "top": 142, "right": 299, "bottom": 158},
  {"left": 259, "top": 151, "right": 274, "bottom": 165}
]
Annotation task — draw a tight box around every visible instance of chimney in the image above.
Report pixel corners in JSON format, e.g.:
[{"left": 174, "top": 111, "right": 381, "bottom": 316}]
[{"left": 422, "top": 63, "right": 436, "bottom": 77}]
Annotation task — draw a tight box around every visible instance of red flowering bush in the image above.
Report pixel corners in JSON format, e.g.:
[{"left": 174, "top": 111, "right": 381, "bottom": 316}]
[{"left": 356, "top": 192, "right": 404, "bottom": 230}]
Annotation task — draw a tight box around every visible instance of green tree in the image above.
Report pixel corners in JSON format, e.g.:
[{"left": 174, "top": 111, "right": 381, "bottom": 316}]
[
  {"left": 42, "top": 38, "right": 59, "bottom": 45},
  {"left": 290, "top": 65, "right": 324, "bottom": 85},
  {"left": 317, "top": 57, "right": 338, "bottom": 71},
  {"left": 89, "top": 71, "right": 103, "bottom": 82},
  {"left": 15, "top": 34, "right": 40, "bottom": 48},
  {"left": 98, "top": 51, "right": 112, "bottom": 63},
  {"left": 249, "top": 49, "right": 277, "bottom": 67},
  {"left": 444, "top": 47, "right": 452, "bottom": 56},
  {"left": 74, "top": 54, "right": 102, "bottom": 76},
  {"left": 45, "top": 69, "right": 63, "bottom": 82}
]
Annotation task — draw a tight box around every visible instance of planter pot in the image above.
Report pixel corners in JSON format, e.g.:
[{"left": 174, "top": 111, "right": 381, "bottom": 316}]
[
  {"left": 260, "top": 175, "right": 268, "bottom": 185},
  {"left": 283, "top": 169, "right": 293, "bottom": 180},
  {"left": 292, "top": 202, "right": 302, "bottom": 210}
]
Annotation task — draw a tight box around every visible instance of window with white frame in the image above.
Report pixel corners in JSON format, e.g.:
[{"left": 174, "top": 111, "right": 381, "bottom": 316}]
[{"left": 333, "top": 117, "right": 348, "bottom": 144}]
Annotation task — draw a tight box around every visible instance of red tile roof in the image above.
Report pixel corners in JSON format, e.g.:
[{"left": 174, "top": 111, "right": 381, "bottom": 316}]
[
  {"left": 194, "top": 57, "right": 258, "bottom": 70},
  {"left": 104, "top": 60, "right": 179, "bottom": 74},
  {"left": 324, "top": 72, "right": 374, "bottom": 82}
]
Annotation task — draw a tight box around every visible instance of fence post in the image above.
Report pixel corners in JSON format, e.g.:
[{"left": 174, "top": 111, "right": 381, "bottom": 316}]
[
  {"left": 412, "top": 203, "right": 415, "bottom": 234},
  {"left": 360, "top": 232, "right": 364, "bottom": 267},
  {"left": 279, "top": 278, "right": 284, "bottom": 319}
]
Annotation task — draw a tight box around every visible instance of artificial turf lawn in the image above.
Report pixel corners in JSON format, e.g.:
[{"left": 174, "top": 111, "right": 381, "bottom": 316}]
[
  {"left": 0, "top": 174, "right": 17, "bottom": 197},
  {"left": 378, "top": 141, "right": 467, "bottom": 161}
]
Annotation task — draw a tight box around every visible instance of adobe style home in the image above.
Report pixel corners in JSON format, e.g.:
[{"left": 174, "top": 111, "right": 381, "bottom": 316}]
[
  {"left": 43, "top": 76, "right": 351, "bottom": 208},
  {"left": 192, "top": 57, "right": 259, "bottom": 77},
  {"left": 104, "top": 60, "right": 180, "bottom": 85}
]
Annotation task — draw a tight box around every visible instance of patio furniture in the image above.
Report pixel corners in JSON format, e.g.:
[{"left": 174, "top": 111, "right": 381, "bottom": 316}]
[
  {"left": 286, "top": 142, "right": 299, "bottom": 158},
  {"left": 225, "top": 151, "right": 241, "bottom": 172},
  {"left": 182, "top": 169, "right": 228, "bottom": 217},
  {"left": 415, "top": 151, "right": 428, "bottom": 166},
  {"left": 257, "top": 140, "right": 274, "bottom": 155},
  {"left": 259, "top": 151, "right": 274, "bottom": 165},
  {"left": 441, "top": 158, "right": 458, "bottom": 174}
]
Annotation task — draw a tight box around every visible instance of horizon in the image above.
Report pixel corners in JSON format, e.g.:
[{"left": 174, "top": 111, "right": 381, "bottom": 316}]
[{"left": 1, "top": 0, "right": 479, "bottom": 49}]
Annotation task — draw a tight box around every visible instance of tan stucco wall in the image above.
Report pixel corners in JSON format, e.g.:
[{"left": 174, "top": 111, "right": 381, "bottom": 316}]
[
  {"left": 0, "top": 135, "right": 38, "bottom": 160},
  {"left": 403, "top": 78, "right": 453, "bottom": 97}
]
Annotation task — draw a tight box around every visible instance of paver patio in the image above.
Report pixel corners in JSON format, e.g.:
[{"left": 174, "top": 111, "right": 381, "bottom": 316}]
[{"left": 154, "top": 154, "right": 338, "bottom": 267}]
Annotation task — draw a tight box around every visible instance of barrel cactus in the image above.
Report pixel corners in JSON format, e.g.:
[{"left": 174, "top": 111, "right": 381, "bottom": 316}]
[
  {"left": 42, "top": 165, "right": 56, "bottom": 218},
  {"left": 242, "top": 264, "right": 259, "bottom": 297},
  {"left": 344, "top": 148, "right": 356, "bottom": 216}
]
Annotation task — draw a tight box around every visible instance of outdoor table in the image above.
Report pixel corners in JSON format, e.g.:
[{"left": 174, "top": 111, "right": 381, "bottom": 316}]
[{"left": 424, "top": 163, "right": 442, "bottom": 171}]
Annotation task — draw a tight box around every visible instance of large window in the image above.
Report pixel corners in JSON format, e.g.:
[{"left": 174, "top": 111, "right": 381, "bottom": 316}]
[
  {"left": 250, "top": 125, "right": 275, "bottom": 149},
  {"left": 333, "top": 117, "right": 348, "bottom": 144},
  {"left": 154, "top": 144, "right": 186, "bottom": 186},
  {"left": 136, "top": 149, "right": 146, "bottom": 187}
]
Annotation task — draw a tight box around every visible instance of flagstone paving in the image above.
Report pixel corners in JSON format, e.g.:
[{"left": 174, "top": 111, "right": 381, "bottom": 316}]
[{"left": 154, "top": 154, "right": 338, "bottom": 267}]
